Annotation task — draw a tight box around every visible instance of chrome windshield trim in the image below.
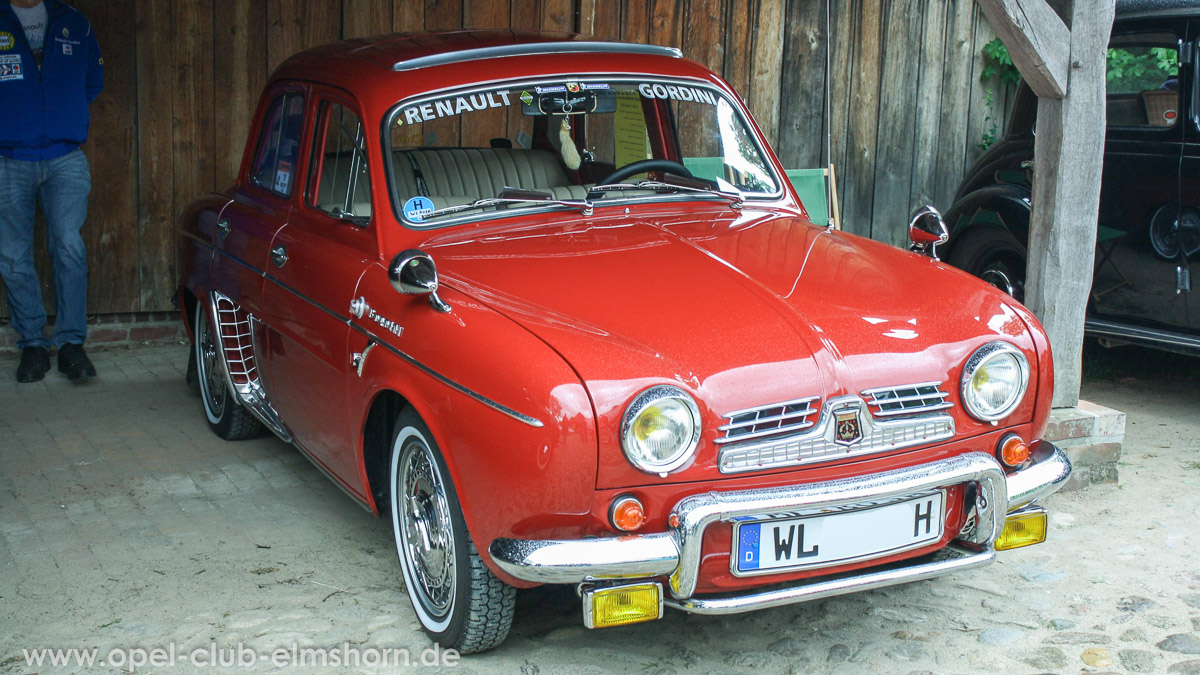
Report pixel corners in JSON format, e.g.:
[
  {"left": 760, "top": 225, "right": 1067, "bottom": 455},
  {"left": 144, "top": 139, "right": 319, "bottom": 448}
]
[{"left": 392, "top": 42, "right": 683, "bottom": 71}]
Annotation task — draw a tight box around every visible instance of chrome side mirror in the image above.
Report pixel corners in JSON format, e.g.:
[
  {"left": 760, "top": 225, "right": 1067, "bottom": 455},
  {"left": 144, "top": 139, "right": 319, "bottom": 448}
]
[
  {"left": 908, "top": 205, "right": 949, "bottom": 261},
  {"left": 389, "top": 249, "right": 451, "bottom": 313}
]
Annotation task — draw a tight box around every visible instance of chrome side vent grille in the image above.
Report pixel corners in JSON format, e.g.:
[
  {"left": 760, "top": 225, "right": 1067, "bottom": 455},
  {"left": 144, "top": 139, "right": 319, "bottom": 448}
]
[
  {"left": 209, "top": 292, "right": 291, "bottom": 443},
  {"left": 861, "top": 382, "right": 952, "bottom": 418},
  {"left": 717, "top": 396, "right": 819, "bottom": 445},
  {"left": 214, "top": 293, "right": 258, "bottom": 386}
]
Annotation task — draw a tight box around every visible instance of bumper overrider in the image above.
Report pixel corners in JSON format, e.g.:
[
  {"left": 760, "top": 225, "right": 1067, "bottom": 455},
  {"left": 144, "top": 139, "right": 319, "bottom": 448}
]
[{"left": 489, "top": 442, "right": 1070, "bottom": 620}]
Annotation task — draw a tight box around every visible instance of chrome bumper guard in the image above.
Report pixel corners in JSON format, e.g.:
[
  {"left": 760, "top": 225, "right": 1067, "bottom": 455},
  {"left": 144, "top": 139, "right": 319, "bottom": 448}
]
[{"left": 489, "top": 442, "right": 1071, "bottom": 613}]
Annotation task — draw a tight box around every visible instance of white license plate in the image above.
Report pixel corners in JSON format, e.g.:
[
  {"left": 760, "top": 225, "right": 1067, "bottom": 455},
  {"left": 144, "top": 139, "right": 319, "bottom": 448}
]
[{"left": 733, "top": 492, "right": 945, "bottom": 575}]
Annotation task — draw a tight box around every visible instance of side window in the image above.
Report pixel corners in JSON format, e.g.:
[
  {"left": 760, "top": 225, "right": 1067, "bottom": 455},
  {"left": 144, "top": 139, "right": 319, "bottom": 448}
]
[
  {"left": 308, "top": 102, "right": 372, "bottom": 220},
  {"left": 1106, "top": 35, "right": 1180, "bottom": 128},
  {"left": 249, "top": 92, "right": 306, "bottom": 197}
]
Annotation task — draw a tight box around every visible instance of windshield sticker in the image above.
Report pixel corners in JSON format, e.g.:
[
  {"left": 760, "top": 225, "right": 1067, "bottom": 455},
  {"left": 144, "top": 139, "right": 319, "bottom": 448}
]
[
  {"left": 403, "top": 196, "right": 435, "bottom": 222},
  {"left": 514, "top": 131, "right": 531, "bottom": 149},
  {"left": 535, "top": 82, "right": 610, "bottom": 94},
  {"left": 638, "top": 83, "right": 718, "bottom": 105},
  {"left": 0, "top": 54, "right": 22, "bottom": 81},
  {"left": 397, "top": 90, "right": 512, "bottom": 126},
  {"left": 520, "top": 90, "right": 533, "bottom": 105}
]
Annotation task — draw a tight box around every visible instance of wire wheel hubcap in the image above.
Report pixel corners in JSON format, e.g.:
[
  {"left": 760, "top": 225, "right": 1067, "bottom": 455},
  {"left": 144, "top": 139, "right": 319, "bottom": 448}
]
[{"left": 398, "top": 438, "right": 456, "bottom": 617}]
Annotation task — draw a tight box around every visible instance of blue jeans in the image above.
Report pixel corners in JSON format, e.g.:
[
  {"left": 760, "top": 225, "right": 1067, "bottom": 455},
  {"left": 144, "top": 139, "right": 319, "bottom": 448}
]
[{"left": 0, "top": 149, "right": 92, "bottom": 349}]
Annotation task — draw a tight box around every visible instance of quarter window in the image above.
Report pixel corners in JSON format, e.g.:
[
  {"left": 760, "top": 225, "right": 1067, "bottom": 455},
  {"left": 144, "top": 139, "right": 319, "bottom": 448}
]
[
  {"left": 249, "top": 92, "right": 306, "bottom": 197},
  {"left": 309, "top": 102, "right": 372, "bottom": 221},
  {"left": 1106, "top": 35, "right": 1180, "bottom": 129}
]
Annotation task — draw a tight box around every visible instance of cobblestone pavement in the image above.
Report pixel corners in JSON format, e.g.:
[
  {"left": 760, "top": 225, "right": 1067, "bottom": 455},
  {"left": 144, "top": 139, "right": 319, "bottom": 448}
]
[{"left": 1, "top": 344, "right": 1199, "bottom": 674}]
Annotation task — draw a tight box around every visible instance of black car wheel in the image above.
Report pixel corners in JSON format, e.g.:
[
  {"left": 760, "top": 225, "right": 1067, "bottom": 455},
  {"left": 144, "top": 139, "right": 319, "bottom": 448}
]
[
  {"left": 389, "top": 408, "right": 515, "bottom": 654},
  {"left": 948, "top": 226, "right": 1027, "bottom": 304},
  {"left": 194, "top": 299, "right": 262, "bottom": 440}
]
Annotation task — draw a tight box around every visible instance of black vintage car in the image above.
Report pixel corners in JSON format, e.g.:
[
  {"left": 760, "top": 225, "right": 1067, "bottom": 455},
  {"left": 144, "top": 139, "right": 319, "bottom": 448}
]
[{"left": 946, "top": 0, "right": 1200, "bottom": 354}]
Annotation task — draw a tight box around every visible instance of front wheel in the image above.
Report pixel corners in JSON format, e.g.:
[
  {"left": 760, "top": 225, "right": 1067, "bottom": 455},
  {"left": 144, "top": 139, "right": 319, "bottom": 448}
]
[
  {"left": 389, "top": 409, "right": 515, "bottom": 653},
  {"left": 948, "top": 225, "right": 1028, "bottom": 304}
]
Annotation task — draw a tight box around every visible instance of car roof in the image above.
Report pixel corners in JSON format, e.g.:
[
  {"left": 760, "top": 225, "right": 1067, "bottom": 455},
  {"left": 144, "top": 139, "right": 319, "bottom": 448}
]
[
  {"left": 274, "top": 30, "right": 681, "bottom": 76},
  {"left": 1117, "top": 0, "right": 1200, "bottom": 19}
]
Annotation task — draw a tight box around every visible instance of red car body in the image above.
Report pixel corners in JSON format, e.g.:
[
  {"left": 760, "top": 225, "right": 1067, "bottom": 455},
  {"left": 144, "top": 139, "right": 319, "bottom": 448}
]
[{"left": 176, "top": 30, "right": 1070, "bottom": 652}]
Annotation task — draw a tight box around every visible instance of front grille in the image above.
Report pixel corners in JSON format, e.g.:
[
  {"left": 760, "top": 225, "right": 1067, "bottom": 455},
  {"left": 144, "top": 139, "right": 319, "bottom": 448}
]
[
  {"left": 717, "top": 393, "right": 956, "bottom": 474},
  {"left": 861, "top": 382, "right": 952, "bottom": 418},
  {"left": 213, "top": 293, "right": 258, "bottom": 386},
  {"left": 717, "top": 396, "right": 819, "bottom": 445}
]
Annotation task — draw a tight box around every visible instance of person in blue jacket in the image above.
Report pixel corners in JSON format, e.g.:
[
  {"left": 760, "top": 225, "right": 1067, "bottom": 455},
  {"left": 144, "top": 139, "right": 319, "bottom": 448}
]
[{"left": 0, "top": 0, "right": 103, "bottom": 382}]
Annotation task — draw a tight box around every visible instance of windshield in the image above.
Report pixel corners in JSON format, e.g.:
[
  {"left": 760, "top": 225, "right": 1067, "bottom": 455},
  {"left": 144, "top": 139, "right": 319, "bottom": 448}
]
[{"left": 385, "top": 78, "right": 781, "bottom": 227}]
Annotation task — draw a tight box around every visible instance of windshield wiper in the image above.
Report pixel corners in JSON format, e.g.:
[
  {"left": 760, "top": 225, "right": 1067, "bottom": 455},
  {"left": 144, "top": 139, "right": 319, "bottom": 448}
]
[
  {"left": 420, "top": 188, "right": 593, "bottom": 220},
  {"left": 587, "top": 179, "right": 744, "bottom": 209}
]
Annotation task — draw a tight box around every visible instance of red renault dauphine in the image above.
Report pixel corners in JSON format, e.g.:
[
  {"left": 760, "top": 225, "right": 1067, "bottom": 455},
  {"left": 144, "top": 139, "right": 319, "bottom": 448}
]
[{"left": 176, "top": 31, "right": 1072, "bottom": 653}]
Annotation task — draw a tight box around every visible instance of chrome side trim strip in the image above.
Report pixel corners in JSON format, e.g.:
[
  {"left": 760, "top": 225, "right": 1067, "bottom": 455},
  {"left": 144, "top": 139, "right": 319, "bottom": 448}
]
[
  {"left": 664, "top": 544, "right": 994, "bottom": 615},
  {"left": 239, "top": 267, "right": 545, "bottom": 429},
  {"left": 353, "top": 325, "right": 545, "bottom": 429},
  {"left": 1084, "top": 317, "right": 1200, "bottom": 352},
  {"left": 392, "top": 42, "right": 683, "bottom": 71}
]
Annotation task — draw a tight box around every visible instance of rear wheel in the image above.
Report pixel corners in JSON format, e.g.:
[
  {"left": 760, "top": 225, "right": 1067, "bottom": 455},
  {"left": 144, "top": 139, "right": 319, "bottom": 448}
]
[
  {"left": 194, "top": 300, "right": 262, "bottom": 440},
  {"left": 948, "top": 225, "right": 1027, "bottom": 303},
  {"left": 389, "top": 408, "right": 515, "bottom": 653}
]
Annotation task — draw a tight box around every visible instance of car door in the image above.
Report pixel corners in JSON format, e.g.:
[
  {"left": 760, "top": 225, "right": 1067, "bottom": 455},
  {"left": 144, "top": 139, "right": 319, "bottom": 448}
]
[
  {"left": 1184, "top": 19, "right": 1200, "bottom": 331},
  {"left": 211, "top": 86, "right": 307, "bottom": 397},
  {"left": 1091, "top": 21, "right": 1188, "bottom": 329},
  {"left": 259, "top": 89, "right": 377, "bottom": 488}
]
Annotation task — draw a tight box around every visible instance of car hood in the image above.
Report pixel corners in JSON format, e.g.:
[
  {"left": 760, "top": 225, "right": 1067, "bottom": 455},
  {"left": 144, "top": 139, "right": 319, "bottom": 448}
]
[{"left": 424, "top": 207, "right": 1040, "bottom": 488}]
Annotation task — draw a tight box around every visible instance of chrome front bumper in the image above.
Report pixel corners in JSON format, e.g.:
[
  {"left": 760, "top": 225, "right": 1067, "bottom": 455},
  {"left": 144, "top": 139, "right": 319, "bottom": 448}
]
[{"left": 489, "top": 442, "right": 1071, "bottom": 614}]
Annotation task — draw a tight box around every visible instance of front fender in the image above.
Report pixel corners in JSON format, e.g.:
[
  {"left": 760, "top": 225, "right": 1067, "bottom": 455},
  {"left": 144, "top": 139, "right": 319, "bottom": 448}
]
[{"left": 348, "top": 270, "right": 598, "bottom": 587}]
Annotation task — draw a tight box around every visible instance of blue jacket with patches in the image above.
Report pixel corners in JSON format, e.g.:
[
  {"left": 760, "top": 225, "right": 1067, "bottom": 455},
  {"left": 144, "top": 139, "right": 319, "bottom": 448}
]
[{"left": 0, "top": 0, "right": 104, "bottom": 161}]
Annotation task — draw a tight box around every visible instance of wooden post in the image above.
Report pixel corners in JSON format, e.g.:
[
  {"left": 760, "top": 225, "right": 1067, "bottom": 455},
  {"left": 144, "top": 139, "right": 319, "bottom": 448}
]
[{"left": 976, "top": 0, "right": 1115, "bottom": 408}]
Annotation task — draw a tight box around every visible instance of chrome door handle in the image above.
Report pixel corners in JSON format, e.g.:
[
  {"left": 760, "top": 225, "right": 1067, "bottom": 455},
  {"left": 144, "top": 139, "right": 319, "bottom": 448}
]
[
  {"left": 271, "top": 244, "right": 288, "bottom": 268},
  {"left": 217, "top": 218, "right": 231, "bottom": 239}
]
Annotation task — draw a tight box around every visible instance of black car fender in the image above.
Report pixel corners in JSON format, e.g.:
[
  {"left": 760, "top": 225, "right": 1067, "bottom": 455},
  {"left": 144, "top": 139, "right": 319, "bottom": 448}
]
[{"left": 943, "top": 183, "right": 1033, "bottom": 258}]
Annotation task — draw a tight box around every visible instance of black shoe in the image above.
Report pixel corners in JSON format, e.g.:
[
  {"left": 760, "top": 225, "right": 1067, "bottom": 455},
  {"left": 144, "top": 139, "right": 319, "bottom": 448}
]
[
  {"left": 16, "top": 346, "right": 51, "bottom": 383},
  {"left": 57, "top": 343, "right": 97, "bottom": 380}
]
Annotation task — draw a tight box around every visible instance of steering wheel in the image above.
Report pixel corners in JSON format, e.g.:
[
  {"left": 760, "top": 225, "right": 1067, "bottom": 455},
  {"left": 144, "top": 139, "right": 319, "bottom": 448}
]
[{"left": 597, "top": 159, "right": 693, "bottom": 186}]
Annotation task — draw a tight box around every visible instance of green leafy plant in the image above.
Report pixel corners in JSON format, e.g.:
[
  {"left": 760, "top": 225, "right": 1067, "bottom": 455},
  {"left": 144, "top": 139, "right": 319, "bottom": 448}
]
[
  {"left": 980, "top": 38, "right": 1022, "bottom": 87},
  {"left": 1107, "top": 46, "right": 1178, "bottom": 91}
]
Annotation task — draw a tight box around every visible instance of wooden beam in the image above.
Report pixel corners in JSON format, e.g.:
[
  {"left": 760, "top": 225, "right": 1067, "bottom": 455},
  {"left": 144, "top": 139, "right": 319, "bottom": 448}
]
[
  {"left": 975, "top": 0, "right": 1070, "bottom": 99},
  {"left": 1023, "top": 0, "right": 1114, "bottom": 407}
]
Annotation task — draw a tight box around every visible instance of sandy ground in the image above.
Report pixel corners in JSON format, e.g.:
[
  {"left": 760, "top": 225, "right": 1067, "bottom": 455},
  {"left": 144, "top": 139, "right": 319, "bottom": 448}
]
[{"left": 0, "top": 342, "right": 1199, "bottom": 674}]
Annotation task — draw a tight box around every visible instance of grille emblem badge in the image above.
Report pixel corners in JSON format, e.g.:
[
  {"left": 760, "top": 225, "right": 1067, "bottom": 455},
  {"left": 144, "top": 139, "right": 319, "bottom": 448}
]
[{"left": 834, "top": 408, "right": 863, "bottom": 446}]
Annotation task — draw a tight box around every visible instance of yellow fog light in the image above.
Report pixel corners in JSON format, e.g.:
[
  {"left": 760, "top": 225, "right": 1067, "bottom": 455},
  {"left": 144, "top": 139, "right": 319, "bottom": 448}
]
[
  {"left": 583, "top": 582, "right": 663, "bottom": 629},
  {"left": 995, "top": 506, "right": 1048, "bottom": 551}
]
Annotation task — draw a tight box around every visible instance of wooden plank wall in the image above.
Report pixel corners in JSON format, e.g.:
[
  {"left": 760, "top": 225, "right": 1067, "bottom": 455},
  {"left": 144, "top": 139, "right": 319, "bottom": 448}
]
[{"left": 0, "top": 0, "right": 1013, "bottom": 320}]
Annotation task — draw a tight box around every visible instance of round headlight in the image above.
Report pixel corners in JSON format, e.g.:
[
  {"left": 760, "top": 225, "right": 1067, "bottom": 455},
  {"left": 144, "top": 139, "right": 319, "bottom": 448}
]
[
  {"left": 621, "top": 385, "right": 701, "bottom": 475},
  {"left": 961, "top": 341, "right": 1030, "bottom": 422}
]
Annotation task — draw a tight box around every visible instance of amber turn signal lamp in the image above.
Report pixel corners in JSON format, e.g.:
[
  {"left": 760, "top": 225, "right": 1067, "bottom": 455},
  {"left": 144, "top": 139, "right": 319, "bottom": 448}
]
[
  {"left": 995, "top": 507, "right": 1048, "bottom": 551},
  {"left": 610, "top": 495, "right": 646, "bottom": 532},
  {"left": 997, "top": 434, "right": 1031, "bottom": 467}
]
